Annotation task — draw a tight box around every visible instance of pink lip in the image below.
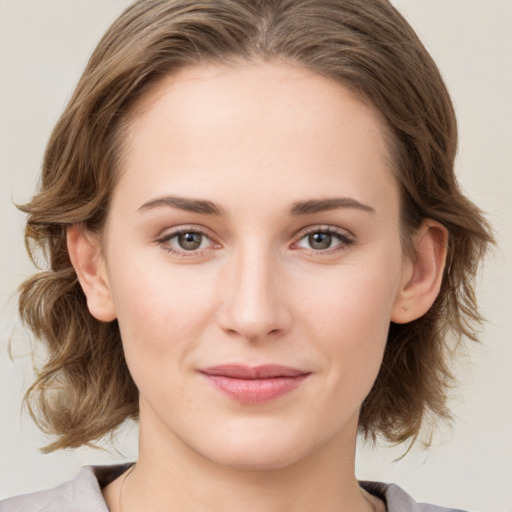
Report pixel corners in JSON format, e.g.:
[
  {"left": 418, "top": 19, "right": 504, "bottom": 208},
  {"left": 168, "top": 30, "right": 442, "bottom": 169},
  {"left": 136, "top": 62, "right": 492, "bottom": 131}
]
[{"left": 199, "top": 365, "right": 310, "bottom": 404}]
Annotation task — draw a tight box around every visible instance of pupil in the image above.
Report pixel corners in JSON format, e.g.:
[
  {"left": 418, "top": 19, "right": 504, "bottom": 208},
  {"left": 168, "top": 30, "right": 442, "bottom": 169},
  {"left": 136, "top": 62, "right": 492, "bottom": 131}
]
[
  {"left": 309, "top": 232, "right": 331, "bottom": 250},
  {"left": 178, "top": 232, "right": 202, "bottom": 250}
]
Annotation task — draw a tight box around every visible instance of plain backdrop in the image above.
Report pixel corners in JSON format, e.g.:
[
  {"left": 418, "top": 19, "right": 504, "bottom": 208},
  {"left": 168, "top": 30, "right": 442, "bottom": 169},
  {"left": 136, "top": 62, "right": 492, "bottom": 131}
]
[{"left": 0, "top": 1, "right": 511, "bottom": 511}]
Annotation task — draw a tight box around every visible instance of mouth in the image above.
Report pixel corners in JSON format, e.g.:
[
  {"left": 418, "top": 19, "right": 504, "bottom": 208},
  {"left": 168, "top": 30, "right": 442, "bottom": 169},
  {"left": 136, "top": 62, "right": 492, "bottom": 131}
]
[{"left": 199, "top": 364, "right": 311, "bottom": 404}]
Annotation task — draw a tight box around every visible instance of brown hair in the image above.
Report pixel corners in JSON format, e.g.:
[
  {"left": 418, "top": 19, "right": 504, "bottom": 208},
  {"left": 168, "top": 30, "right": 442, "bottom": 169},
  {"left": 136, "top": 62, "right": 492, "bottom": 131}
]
[{"left": 19, "top": 0, "right": 493, "bottom": 452}]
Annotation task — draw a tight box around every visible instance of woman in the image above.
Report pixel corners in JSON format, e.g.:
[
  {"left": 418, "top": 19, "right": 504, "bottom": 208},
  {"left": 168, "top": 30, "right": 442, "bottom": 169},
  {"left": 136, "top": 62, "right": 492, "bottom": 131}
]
[{"left": 0, "top": 1, "right": 493, "bottom": 511}]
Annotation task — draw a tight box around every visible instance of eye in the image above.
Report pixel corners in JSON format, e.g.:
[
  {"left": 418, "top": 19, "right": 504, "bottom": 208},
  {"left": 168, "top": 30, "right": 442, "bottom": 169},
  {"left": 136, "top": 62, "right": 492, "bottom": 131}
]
[
  {"left": 174, "top": 231, "right": 206, "bottom": 251},
  {"left": 304, "top": 232, "right": 335, "bottom": 250},
  {"left": 294, "top": 228, "right": 354, "bottom": 252},
  {"left": 156, "top": 228, "right": 218, "bottom": 255}
]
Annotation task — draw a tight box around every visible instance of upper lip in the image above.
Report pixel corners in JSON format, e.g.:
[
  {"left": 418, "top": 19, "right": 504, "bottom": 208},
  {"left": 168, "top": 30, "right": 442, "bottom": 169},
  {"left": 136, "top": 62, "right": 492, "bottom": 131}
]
[{"left": 199, "top": 364, "right": 309, "bottom": 379}]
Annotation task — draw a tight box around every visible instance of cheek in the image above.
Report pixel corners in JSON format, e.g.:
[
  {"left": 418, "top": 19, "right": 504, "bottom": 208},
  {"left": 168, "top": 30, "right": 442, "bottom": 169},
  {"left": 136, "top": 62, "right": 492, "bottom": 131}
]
[
  {"left": 294, "top": 254, "right": 402, "bottom": 387},
  {"left": 106, "top": 252, "right": 217, "bottom": 362},
  {"left": 108, "top": 264, "right": 220, "bottom": 418},
  {"left": 296, "top": 255, "right": 401, "bottom": 340}
]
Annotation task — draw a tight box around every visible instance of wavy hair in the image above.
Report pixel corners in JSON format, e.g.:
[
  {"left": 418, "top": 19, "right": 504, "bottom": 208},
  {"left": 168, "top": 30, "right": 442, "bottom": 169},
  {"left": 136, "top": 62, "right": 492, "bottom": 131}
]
[{"left": 18, "top": 0, "right": 493, "bottom": 452}]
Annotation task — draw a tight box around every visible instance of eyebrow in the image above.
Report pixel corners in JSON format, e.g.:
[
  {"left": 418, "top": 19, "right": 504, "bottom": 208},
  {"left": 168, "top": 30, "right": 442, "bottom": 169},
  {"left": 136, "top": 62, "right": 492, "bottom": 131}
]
[
  {"left": 138, "top": 195, "right": 374, "bottom": 217},
  {"left": 138, "top": 196, "right": 222, "bottom": 215},
  {"left": 289, "top": 197, "right": 375, "bottom": 216}
]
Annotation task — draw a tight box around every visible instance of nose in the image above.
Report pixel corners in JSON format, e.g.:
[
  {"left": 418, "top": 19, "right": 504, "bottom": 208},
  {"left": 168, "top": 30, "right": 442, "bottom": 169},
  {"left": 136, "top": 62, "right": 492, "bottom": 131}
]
[{"left": 217, "top": 244, "right": 292, "bottom": 342}]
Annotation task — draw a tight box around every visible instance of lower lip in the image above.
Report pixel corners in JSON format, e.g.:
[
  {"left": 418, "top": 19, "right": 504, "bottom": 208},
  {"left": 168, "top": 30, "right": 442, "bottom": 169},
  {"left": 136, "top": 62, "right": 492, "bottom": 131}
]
[{"left": 202, "top": 374, "right": 309, "bottom": 404}]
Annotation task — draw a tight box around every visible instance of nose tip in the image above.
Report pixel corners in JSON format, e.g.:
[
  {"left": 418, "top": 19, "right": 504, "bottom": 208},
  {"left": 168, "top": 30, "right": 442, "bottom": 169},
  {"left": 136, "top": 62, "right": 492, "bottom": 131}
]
[{"left": 223, "top": 313, "right": 286, "bottom": 343}]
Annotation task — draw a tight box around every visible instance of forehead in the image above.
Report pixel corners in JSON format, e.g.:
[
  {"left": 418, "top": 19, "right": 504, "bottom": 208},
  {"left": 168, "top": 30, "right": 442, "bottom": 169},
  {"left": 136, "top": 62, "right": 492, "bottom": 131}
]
[{"left": 116, "top": 61, "right": 398, "bottom": 215}]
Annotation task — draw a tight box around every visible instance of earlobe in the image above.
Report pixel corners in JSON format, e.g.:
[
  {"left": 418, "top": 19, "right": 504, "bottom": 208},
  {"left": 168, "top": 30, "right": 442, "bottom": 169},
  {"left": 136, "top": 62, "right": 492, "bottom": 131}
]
[
  {"left": 67, "top": 225, "right": 117, "bottom": 322},
  {"left": 391, "top": 220, "right": 448, "bottom": 324}
]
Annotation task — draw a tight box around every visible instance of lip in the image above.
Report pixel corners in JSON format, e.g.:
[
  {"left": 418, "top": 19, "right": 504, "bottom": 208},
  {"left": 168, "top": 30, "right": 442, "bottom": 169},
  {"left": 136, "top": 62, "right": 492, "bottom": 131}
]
[{"left": 199, "top": 365, "right": 311, "bottom": 404}]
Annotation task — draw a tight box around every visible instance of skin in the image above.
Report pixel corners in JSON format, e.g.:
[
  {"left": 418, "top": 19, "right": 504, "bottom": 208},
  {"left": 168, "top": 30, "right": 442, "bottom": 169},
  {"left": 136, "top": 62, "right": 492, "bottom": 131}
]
[{"left": 69, "top": 61, "right": 447, "bottom": 512}]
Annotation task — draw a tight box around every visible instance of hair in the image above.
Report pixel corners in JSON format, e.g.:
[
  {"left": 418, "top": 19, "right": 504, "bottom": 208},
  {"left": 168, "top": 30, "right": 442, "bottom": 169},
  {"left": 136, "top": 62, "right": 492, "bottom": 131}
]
[{"left": 18, "top": 0, "right": 493, "bottom": 452}]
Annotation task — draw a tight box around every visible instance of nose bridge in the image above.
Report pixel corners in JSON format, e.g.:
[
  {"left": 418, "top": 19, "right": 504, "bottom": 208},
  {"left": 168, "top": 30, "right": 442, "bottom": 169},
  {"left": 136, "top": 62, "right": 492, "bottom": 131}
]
[{"left": 218, "top": 240, "right": 290, "bottom": 341}]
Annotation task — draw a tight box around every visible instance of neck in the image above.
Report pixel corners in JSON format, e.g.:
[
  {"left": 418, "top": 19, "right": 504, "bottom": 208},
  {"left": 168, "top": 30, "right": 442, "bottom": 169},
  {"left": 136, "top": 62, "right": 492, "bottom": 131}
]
[{"left": 110, "top": 411, "right": 375, "bottom": 512}]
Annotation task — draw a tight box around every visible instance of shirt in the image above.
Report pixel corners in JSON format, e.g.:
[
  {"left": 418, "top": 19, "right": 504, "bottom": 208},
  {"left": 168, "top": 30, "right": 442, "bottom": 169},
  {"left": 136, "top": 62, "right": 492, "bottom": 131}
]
[{"left": 0, "top": 465, "right": 467, "bottom": 512}]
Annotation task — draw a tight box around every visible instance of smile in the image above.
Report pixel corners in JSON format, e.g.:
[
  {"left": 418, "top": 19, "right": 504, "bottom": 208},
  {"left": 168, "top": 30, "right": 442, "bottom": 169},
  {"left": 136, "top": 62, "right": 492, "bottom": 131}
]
[{"left": 199, "top": 365, "right": 311, "bottom": 404}]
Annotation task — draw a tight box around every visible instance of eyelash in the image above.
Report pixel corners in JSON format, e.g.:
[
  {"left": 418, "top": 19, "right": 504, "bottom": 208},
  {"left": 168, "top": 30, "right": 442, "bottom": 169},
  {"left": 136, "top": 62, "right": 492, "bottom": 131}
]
[{"left": 155, "top": 226, "right": 355, "bottom": 257}]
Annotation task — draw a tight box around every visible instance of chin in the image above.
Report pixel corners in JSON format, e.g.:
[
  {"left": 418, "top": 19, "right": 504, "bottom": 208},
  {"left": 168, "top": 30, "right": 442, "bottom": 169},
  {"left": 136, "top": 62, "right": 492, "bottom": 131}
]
[
  {"left": 192, "top": 422, "right": 324, "bottom": 473},
  {"left": 206, "top": 445, "right": 303, "bottom": 472}
]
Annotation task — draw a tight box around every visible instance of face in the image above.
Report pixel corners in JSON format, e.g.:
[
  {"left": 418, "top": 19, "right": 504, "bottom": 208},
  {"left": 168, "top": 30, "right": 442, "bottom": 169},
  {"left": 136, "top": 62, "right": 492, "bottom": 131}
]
[{"left": 97, "top": 62, "right": 412, "bottom": 470}]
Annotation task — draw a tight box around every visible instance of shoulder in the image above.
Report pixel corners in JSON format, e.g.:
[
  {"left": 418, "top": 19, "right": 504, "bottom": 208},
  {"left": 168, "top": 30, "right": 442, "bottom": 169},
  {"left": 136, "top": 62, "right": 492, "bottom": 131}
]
[
  {"left": 360, "top": 481, "right": 468, "bottom": 512},
  {"left": 0, "top": 465, "right": 130, "bottom": 512}
]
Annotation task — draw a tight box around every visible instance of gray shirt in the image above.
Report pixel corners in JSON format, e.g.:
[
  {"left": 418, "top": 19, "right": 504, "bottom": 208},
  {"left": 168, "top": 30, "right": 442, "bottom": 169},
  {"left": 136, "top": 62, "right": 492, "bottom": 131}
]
[{"left": 0, "top": 465, "right": 467, "bottom": 512}]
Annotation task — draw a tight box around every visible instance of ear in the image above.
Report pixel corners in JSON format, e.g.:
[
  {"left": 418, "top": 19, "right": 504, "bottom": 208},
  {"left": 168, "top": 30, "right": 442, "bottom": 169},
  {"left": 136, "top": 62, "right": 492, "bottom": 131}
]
[
  {"left": 391, "top": 219, "right": 448, "bottom": 324},
  {"left": 67, "top": 225, "right": 117, "bottom": 322}
]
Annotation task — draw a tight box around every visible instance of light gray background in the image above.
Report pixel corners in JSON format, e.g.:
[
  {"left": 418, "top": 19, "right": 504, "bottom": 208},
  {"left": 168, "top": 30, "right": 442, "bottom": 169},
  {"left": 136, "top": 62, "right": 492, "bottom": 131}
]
[{"left": 0, "top": 1, "right": 511, "bottom": 511}]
